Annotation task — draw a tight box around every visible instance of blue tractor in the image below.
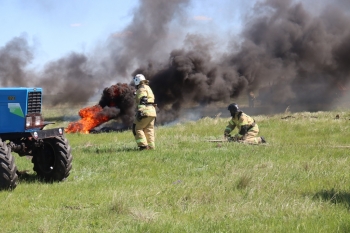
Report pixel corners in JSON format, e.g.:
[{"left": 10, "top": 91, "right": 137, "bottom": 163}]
[{"left": 0, "top": 87, "right": 73, "bottom": 190}]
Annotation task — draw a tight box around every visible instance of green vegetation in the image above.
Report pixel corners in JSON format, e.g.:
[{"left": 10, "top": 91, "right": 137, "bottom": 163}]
[{"left": 1, "top": 109, "right": 350, "bottom": 233}]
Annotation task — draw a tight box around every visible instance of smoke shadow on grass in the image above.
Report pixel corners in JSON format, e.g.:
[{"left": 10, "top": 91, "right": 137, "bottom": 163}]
[
  {"left": 89, "top": 127, "right": 130, "bottom": 134},
  {"left": 17, "top": 171, "right": 73, "bottom": 185},
  {"left": 81, "top": 146, "right": 140, "bottom": 154},
  {"left": 16, "top": 171, "right": 48, "bottom": 184},
  {"left": 313, "top": 188, "right": 350, "bottom": 208}
]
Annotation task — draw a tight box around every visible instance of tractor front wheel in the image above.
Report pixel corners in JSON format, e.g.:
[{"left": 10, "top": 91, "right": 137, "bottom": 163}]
[
  {"left": 0, "top": 138, "right": 18, "bottom": 190},
  {"left": 32, "top": 136, "right": 73, "bottom": 181}
]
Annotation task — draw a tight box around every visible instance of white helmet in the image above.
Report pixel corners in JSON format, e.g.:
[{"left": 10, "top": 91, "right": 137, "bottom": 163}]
[{"left": 133, "top": 74, "right": 146, "bottom": 85}]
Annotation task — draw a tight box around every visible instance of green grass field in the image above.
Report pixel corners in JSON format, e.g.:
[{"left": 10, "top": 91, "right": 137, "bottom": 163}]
[{"left": 1, "top": 108, "right": 350, "bottom": 233}]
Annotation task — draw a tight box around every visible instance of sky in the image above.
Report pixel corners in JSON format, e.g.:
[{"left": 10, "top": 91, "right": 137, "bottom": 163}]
[
  {"left": 0, "top": 0, "right": 248, "bottom": 68},
  {"left": 0, "top": 0, "right": 136, "bottom": 64}
]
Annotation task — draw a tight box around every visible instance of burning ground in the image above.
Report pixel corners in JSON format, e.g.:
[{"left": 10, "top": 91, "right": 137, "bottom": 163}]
[
  {"left": 65, "top": 83, "right": 135, "bottom": 133},
  {"left": 2, "top": 0, "right": 350, "bottom": 132}
]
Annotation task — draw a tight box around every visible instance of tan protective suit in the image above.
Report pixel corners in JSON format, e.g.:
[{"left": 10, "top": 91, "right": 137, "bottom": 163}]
[
  {"left": 224, "top": 111, "right": 263, "bottom": 144},
  {"left": 133, "top": 81, "right": 157, "bottom": 149}
]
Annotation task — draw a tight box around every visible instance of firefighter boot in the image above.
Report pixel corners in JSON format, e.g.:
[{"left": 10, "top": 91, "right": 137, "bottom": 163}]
[{"left": 139, "top": 145, "right": 150, "bottom": 150}]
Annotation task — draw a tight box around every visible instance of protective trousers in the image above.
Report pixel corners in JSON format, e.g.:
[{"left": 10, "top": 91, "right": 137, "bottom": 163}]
[
  {"left": 242, "top": 129, "right": 262, "bottom": 144},
  {"left": 133, "top": 116, "right": 156, "bottom": 149}
]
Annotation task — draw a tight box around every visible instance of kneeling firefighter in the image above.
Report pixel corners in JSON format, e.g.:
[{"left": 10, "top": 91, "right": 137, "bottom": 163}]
[
  {"left": 132, "top": 74, "right": 157, "bottom": 150},
  {"left": 224, "top": 103, "right": 266, "bottom": 144}
]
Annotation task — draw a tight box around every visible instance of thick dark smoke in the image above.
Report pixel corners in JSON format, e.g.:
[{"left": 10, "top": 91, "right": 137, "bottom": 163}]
[
  {"left": 39, "top": 53, "right": 100, "bottom": 105},
  {"left": 0, "top": 37, "right": 106, "bottom": 106},
  {"left": 0, "top": 36, "right": 34, "bottom": 87},
  {"left": 134, "top": 0, "right": 350, "bottom": 120},
  {"left": 132, "top": 34, "right": 247, "bottom": 123},
  {"left": 226, "top": 0, "right": 350, "bottom": 111},
  {"left": 1, "top": 0, "right": 350, "bottom": 125},
  {"left": 106, "top": 0, "right": 190, "bottom": 78},
  {"left": 98, "top": 83, "right": 135, "bottom": 127}
]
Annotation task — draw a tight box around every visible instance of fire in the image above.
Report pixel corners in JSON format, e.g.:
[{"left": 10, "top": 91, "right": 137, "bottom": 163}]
[
  {"left": 65, "top": 83, "right": 135, "bottom": 133},
  {"left": 65, "top": 105, "right": 110, "bottom": 134}
]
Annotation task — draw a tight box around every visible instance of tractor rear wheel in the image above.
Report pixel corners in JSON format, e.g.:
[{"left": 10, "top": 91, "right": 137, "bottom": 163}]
[
  {"left": 0, "top": 138, "right": 18, "bottom": 190},
  {"left": 32, "top": 136, "right": 73, "bottom": 181}
]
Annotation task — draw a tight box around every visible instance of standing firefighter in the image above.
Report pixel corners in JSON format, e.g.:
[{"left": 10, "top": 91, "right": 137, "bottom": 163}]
[
  {"left": 132, "top": 74, "right": 157, "bottom": 150},
  {"left": 248, "top": 91, "right": 255, "bottom": 108},
  {"left": 224, "top": 103, "right": 266, "bottom": 144}
]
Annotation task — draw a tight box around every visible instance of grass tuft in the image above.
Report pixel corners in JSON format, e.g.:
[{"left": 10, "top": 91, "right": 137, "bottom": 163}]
[{"left": 236, "top": 175, "right": 252, "bottom": 189}]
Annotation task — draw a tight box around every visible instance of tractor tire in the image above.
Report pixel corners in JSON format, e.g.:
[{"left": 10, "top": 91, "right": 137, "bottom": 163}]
[
  {"left": 0, "top": 138, "right": 18, "bottom": 190},
  {"left": 32, "top": 136, "right": 73, "bottom": 181}
]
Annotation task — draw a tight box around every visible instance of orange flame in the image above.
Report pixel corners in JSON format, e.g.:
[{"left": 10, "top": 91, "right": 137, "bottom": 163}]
[{"left": 65, "top": 105, "right": 110, "bottom": 134}]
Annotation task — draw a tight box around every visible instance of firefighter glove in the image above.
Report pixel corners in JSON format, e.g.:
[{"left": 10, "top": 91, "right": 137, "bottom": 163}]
[{"left": 140, "top": 96, "right": 148, "bottom": 105}]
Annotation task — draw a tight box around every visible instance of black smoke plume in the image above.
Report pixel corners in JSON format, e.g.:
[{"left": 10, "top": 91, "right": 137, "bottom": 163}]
[
  {"left": 98, "top": 83, "right": 135, "bottom": 127},
  {"left": 1, "top": 0, "right": 350, "bottom": 126},
  {"left": 106, "top": 0, "right": 190, "bottom": 78},
  {"left": 226, "top": 0, "right": 350, "bottom": 111},
  {"left": 133, "top": 0, "right": 350, "bottom": 119},
  {"left": 0, "top": 36, "right": 34, "bottom": 87}
]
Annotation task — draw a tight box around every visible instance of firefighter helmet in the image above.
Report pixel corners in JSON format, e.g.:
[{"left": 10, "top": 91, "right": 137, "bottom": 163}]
[
  {"left": 133, "top": 74, "right": 146, "bottom": 86},
  {"left": 228, "top": 103, "right": 240, "bottom": 115}
]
